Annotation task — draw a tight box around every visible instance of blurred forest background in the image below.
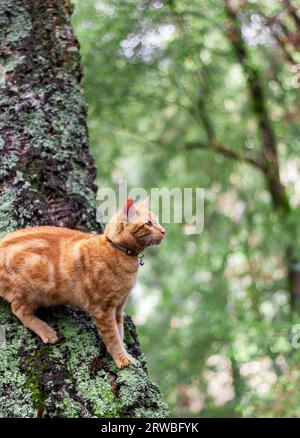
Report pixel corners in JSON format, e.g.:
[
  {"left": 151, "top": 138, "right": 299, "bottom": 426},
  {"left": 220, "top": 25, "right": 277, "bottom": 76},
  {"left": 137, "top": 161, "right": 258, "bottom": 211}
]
[{"left": 72, "top": 0, "right": 300, "bottom": 417}]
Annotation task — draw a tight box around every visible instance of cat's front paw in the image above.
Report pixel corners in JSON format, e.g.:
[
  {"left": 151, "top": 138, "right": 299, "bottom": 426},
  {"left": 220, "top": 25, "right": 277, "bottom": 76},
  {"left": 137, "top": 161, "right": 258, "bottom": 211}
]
[
  {"left": 40, "top": 328, "right": 59, "bottom": 344},
  {"left": 115, "top": 353, "right": 136, "bottom": 369}
]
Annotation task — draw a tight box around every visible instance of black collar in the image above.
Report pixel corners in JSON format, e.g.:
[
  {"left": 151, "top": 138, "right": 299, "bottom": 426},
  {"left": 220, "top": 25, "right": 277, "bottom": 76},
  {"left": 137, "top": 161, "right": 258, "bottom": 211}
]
[{"left": 106, "top": 238, "right": 145, "bottom": 266}]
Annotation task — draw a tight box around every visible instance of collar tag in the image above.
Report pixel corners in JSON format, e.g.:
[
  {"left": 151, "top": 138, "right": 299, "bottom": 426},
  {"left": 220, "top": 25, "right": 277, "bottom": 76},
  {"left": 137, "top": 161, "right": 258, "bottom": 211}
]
[
  {"left": 138, "top": 253, "right": 145, "bottom": 266},
  {"left": 107, "top": 238, "right": 145, "bottom": 265}
]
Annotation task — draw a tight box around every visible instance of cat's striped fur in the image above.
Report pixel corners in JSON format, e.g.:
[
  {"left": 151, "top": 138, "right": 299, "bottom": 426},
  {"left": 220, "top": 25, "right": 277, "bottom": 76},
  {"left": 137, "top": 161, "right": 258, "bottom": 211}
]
[{"left": 0, "top": 198, "right": 165, "bottom": 368}]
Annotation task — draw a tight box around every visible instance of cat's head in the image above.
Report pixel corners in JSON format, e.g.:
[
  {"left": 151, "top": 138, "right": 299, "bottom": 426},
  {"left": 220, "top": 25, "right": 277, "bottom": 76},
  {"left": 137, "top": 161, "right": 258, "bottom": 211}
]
[{"left": 104, "top": 198, "right": 165, "bottom": 253}]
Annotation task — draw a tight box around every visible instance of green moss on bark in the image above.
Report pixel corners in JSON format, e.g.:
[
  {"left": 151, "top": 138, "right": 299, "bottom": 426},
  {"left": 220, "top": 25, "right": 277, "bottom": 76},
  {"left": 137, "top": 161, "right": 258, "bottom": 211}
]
[
  {"left": 0, "top": 305, "right": 169, "bottom": 417},
  {"left": 0, "top": 304, "right": 37, "bottom": 417},
  {"left": 0, "top": 0, "right": 101, "bottom": 232}
]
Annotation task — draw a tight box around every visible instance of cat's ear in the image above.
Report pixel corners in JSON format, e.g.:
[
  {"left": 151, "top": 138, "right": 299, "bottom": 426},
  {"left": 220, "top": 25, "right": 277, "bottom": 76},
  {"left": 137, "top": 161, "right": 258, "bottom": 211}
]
[
  {"left": 139, "top": 196, "right": 149, "bottom": 210},
  {"left": 122, "top": 199, "right": 136, "bottom": 221}
]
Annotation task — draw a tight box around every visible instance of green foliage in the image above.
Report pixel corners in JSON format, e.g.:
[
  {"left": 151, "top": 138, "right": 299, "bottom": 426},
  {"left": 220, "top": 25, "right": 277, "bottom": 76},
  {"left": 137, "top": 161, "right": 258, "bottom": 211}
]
[{"left": 73, "top": 0, "right": 300, "bottom": 417}]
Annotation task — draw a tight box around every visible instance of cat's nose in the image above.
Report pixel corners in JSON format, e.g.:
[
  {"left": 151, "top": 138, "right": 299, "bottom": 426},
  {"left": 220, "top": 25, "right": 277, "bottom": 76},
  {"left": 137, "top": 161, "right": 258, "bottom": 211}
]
[{"left": 159, "top": 228, "right": 166, "bottom": 236}]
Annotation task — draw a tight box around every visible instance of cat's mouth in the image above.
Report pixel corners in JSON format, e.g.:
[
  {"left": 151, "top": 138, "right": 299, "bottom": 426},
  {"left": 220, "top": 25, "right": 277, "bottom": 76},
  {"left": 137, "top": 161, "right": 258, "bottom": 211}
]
[{"left": 152, "top": 235, "right": 165, "bottom": 245}]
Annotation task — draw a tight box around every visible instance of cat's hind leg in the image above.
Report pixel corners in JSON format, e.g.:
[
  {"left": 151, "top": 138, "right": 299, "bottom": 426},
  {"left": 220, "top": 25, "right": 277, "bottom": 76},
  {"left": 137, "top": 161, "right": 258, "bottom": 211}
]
[{"left": 11, "top": 300, "right": 58, "bottom": 344}]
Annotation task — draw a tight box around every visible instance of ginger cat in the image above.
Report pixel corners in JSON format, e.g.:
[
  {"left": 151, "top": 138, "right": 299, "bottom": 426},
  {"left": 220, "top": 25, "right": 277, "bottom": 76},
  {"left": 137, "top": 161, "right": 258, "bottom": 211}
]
[{"left": 0, "top": 198, "right": 165, "bottom": 368}]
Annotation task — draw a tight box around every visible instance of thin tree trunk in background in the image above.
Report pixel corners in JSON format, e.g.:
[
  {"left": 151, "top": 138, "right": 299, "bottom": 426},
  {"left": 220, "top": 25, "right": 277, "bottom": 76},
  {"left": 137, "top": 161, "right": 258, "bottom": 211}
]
[
  {"left": 224, "top": 0, "right": 300, "bottom": 306},
  {"left": 282, "top": 0, "right": 300, "bottom": 32},
  {"left": 0, "top": 0, "right": 168, "bottom": 417}
]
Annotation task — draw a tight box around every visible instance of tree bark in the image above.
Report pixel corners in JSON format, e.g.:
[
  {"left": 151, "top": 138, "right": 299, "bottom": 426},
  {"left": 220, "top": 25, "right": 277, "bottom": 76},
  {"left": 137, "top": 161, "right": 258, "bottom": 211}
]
[{"left": 0, "top": 0, "right": 168, "bottom": 418}]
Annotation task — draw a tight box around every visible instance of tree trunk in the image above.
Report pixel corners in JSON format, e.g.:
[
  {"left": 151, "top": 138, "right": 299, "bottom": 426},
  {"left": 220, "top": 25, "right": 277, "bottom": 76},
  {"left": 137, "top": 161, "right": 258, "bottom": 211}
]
[
  {"left": 224, "top": 0, "right": 300, "bottom": 306},
  {"left": 0, "top": 0, "right": 168, "bottom": 418}
]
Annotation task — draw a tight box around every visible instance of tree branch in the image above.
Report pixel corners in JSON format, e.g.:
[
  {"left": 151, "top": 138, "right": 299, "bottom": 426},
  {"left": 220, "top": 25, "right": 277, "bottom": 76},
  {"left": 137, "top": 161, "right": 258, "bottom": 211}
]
[
  {"left": 260, "top": 11, "right": 299, "bottom": 63},
  {"left": 282, "top": 0, "right": 300, "bottom": 31},
  {"left": 261, "top": 13, "right": 298, "bottom": 64},
  {"left": 184, "top": 141, "right": 266, "bottom": 172}
]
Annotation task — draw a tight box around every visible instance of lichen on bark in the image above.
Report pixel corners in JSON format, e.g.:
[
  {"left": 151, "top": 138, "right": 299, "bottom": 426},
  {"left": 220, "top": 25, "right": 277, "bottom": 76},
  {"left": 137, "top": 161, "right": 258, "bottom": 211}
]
[
  {"left": 0, "top": 0, "right": 101, "bottom": 234},
  {"left": 0, "top": 0, "right": 168, "bottom": 418},
  {"left": 0, "top": 304, "right": 168, "bottom": 417}
]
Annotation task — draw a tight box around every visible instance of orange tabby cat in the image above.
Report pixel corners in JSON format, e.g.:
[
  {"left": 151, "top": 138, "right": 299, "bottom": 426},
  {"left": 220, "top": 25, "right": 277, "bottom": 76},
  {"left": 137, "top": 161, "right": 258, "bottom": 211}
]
[{"left": 0, "top": 198, "right": 165, "bottom": 368}]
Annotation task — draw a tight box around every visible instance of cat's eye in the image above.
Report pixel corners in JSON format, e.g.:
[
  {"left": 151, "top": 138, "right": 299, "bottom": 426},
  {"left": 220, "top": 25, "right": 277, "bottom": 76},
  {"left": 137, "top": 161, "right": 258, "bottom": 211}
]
[{"left": 146, "top": 220, "right": 153, "bottom": 226}]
